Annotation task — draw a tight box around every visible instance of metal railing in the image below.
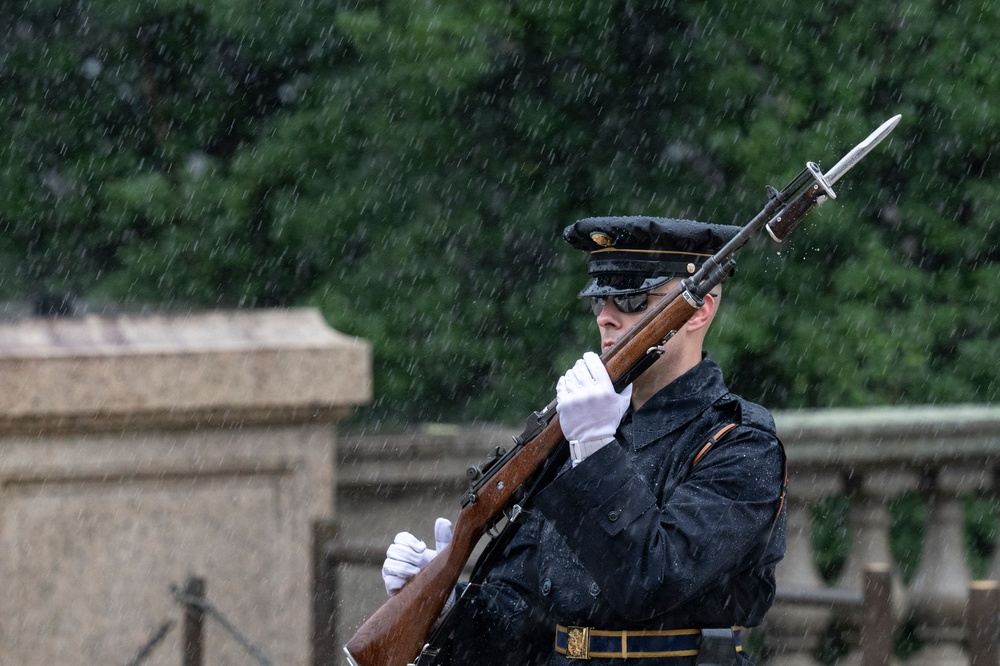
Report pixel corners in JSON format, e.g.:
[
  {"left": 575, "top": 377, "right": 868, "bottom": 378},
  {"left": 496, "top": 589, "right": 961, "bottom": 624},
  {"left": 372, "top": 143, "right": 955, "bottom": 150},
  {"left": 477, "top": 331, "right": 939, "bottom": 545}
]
[{"left": 126, "top": 576, "right": 274, "bottom": 666}]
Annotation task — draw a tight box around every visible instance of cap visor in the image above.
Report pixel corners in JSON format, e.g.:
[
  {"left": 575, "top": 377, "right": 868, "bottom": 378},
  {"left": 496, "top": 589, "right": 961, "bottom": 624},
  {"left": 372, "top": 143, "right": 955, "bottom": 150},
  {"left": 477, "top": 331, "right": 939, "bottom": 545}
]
[{"left": 577, "top": 275, "right": 673, "bottom": 298}]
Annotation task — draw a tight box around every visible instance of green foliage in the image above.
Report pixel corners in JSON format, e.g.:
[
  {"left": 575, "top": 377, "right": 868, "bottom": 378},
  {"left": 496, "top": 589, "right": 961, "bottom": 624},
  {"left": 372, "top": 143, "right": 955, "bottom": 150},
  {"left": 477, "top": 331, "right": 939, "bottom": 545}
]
[
  {"left": 889, "top": 492, "right": 926, "bottom": 583},
  {"left": 811, "top": 496, "right": 851, "bottom": 583},
  {"left": 2, "top": 0, "right": 1000, "bottom": 423},
  {"left": 812, "top": 619, "right": 852, "bottom": 665},
  {"left": 966, "top": 493, "right": 998, "bottom": 579}
]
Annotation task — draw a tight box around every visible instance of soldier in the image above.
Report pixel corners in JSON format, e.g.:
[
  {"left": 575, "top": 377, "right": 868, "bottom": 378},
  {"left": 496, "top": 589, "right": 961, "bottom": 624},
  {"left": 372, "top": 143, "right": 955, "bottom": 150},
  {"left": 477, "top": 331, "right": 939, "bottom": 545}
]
[{"left": 382, "top": 216, "right": 787, "bottom": 665}]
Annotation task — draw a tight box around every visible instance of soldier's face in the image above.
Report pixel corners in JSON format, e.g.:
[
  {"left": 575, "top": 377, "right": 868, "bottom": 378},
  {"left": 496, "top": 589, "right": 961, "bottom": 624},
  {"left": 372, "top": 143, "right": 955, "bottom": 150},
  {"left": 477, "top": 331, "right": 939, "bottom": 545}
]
[{"left": 593, "top": 290, "right": 670, "bottom": 353}]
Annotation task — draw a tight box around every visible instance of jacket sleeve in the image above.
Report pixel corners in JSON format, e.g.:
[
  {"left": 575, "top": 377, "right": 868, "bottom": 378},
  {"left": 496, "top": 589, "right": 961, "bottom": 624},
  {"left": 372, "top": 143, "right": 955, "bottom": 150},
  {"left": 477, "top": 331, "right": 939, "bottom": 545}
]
[
  {"left": 446, "top": 518, "right": 552, "bottom": 665},
  {"left": 530, "top": 425, "right": 786, "bottom": 621}
]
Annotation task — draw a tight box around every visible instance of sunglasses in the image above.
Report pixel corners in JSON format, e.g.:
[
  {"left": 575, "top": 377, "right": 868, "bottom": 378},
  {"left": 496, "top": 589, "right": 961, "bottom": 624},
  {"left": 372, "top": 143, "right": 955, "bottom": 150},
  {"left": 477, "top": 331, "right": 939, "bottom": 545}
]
[{"left": 589, "top": 292, "right": 668, "bottom": 317}]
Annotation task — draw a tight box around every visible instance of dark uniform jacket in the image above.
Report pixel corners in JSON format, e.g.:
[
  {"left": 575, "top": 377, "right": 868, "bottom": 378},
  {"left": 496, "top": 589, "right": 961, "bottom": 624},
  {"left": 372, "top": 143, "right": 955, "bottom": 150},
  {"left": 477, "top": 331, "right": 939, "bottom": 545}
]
[{"left": 446, "top": 355, "right": 787, "bottom": 665}]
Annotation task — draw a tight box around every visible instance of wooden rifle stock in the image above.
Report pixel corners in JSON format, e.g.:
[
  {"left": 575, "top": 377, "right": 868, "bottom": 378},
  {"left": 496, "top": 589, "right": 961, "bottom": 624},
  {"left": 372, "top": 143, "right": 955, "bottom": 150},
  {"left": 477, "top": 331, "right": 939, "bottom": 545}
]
[{"left": 344, "top": 115, "right": 900, "bottom": 666}]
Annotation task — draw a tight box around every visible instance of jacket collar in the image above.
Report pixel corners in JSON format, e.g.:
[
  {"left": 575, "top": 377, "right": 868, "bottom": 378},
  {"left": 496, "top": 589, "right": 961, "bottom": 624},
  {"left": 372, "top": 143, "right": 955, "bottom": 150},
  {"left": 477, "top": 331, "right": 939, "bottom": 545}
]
[{"left": 623, "top": 353, "right": 729, "bottom": 450}]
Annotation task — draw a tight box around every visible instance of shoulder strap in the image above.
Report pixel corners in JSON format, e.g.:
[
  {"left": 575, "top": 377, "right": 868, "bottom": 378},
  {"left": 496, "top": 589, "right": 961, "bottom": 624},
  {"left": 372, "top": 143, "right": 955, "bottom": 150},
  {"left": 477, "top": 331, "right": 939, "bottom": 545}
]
[
  {"left": 692, "top": 422, "right": 738, "bottom": 468},
  {"left": 690, "top": 423, "right": 788, "bottom": 533},
  {"left": 774, "top": 436, "right": 788, "bottom": 525}
]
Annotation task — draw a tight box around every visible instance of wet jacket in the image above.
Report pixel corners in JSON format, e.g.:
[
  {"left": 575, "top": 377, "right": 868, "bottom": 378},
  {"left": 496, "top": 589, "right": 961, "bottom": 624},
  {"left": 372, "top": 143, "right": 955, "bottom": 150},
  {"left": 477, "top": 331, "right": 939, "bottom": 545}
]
[{"left": 446, "top": 355, "right": 787, "bottom": 665}]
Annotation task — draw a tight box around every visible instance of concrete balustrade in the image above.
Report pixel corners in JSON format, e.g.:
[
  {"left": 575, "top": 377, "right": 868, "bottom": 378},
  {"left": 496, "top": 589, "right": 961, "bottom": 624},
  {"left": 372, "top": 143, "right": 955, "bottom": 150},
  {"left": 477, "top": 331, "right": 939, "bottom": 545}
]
[{"left": 763, "top": 405, "right": 1000, "bottom": 666}]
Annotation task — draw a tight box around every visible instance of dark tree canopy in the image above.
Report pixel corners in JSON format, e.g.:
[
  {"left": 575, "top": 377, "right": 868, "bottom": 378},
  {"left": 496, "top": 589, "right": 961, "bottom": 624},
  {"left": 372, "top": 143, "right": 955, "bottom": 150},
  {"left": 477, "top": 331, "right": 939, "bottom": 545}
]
[{"left": 2, "top": 0, "right": 998, "bottom": 425}]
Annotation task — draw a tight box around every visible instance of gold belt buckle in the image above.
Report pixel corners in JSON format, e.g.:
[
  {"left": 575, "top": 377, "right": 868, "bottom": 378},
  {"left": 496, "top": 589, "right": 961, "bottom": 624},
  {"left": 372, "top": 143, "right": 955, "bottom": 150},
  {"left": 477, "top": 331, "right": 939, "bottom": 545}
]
[{"left": 566, "top": 626, "right": 590, "bottom": 660}]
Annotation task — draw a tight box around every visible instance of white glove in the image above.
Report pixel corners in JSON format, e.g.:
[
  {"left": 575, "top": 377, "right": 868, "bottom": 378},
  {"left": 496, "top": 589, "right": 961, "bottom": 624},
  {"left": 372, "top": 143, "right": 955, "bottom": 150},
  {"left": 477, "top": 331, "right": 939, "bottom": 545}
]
[
  {"left": 556, "top": 352, "right": 632, "bottom": 463},
  {"left": 382, "top": 517, "right": 453, "bottom": 596}
]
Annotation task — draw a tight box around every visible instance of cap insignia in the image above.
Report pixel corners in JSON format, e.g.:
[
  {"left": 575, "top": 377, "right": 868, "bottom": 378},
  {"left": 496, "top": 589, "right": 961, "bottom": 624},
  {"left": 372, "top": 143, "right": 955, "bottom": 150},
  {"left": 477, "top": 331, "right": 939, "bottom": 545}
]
[{"left": 590, "top": 232, "right": 615, "bottom": 248}]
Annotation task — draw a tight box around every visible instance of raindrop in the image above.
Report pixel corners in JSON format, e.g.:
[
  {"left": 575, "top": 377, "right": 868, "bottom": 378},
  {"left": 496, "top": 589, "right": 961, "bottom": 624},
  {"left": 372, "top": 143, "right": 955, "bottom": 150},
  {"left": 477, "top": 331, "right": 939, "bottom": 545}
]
[{"left": 81, "top": 57, "right": 103, "bottom": 79}]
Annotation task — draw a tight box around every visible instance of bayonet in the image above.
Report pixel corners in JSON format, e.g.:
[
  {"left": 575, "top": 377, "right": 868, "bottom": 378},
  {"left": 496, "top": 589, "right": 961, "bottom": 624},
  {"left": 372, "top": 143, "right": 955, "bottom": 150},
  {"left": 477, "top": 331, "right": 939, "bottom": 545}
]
[
  {"left": 825, "top": 114, "right": 902, "bottom": 186},
  {"left": 764, "top": 115, "right": 901, "bottom": 243}
]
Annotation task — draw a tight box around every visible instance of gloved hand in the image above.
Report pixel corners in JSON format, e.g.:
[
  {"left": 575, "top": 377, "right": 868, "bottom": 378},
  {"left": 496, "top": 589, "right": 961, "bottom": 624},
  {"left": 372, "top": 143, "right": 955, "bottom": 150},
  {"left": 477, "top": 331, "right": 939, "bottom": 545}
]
[
  {"left": 556, "top": 352, "right": 632, "bottom": 462},
  {"left": 382, "top": 517, "right": 453, "bottom": 596}
]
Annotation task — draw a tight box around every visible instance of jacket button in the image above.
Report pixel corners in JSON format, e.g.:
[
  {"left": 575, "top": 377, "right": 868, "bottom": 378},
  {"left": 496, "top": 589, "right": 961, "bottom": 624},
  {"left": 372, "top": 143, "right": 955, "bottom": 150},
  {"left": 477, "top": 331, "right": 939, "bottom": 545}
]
[
  {"left": 541, "top": 578, "right": 552, "bottom": 596},
  {"left": 608, "top": 510, "right": 620, "bottom": 522},
  {"left": 589, "top": 582, "right": 601, "bottom": 596}
]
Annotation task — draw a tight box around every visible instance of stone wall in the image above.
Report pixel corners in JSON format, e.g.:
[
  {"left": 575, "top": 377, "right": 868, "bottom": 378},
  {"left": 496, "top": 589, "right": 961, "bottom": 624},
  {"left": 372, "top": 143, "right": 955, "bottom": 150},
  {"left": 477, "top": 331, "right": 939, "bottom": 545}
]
[{"left": 0, "top": 308, "right": 370, "bottom": 666}]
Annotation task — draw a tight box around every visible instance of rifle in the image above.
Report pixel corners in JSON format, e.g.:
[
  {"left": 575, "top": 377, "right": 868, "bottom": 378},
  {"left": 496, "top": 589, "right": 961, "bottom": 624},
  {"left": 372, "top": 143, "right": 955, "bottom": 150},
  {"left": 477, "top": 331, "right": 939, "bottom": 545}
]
[{"left": 343, "top": 114, "right": 901, "bottom": 666}]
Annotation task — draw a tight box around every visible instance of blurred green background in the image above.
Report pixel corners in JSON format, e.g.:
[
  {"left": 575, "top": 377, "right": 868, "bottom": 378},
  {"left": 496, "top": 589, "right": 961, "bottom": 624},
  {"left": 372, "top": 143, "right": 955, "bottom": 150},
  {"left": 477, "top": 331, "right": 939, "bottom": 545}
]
[{"left": 2, "top": 0, "right": 998, "bottom": 425}]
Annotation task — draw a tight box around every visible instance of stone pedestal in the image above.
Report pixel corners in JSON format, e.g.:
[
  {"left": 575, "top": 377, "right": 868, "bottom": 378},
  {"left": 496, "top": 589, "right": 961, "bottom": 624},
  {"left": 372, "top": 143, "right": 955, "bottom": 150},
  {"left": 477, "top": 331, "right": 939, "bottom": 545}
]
[{"left": 0, "top": 308, "right": 370, "bottom": 666}]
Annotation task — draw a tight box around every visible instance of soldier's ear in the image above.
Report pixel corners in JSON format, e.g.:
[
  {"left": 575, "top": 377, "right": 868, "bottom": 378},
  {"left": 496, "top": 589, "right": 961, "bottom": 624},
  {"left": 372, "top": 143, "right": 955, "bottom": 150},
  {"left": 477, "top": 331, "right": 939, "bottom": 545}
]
[{"left": 684, "top": 293, "right": 718, "bottom": 333}]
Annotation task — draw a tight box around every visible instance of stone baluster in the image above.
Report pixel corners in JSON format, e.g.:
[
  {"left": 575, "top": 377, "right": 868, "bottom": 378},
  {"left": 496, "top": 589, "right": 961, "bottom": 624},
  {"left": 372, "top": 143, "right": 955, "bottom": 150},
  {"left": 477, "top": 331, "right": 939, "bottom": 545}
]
[
  {"left": 837, "top": 469, "right": 920, "bottom": 666},
  {"left": 839, "top": 470, "right": 914, "bottom": 595},
  {"left": 984, "top": 464, "right": 1000, "bottom": 581},
  {"left": 861, "top": 563, "right": 898, "bottom": 666},
  {"left": 837, "top": 469, "right": 915, "bottom": 666},
  {"left": 764, "top": 470, "right": 842, "bottom": 666},
  {"left": 906, "top": 465, "right": 990, "bottom": 666},
  {"left": 967, "top": 580, "right": 1000, "bottom": 666}
]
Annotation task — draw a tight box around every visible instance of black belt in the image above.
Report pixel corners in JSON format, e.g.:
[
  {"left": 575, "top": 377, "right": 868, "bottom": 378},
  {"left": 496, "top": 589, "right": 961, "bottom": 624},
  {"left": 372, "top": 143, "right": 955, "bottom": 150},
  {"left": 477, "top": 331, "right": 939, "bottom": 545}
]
[{"left": 554, "top": 625, "right": 742, "bottom": 660}]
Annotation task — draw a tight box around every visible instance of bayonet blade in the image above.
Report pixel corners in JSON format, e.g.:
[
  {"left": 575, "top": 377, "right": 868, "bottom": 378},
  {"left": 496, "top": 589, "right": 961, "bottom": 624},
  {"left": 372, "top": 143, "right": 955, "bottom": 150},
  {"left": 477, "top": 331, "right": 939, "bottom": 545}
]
[{"left": 823, "top": 114, "right": 901, "bottom": 186}]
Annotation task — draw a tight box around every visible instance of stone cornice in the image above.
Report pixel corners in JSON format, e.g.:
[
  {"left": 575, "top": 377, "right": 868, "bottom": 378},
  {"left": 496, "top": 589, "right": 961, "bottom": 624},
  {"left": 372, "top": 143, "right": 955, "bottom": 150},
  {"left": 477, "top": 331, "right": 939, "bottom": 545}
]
[{"left": 0, "top": 307, "right": 371, "bottom": 434}]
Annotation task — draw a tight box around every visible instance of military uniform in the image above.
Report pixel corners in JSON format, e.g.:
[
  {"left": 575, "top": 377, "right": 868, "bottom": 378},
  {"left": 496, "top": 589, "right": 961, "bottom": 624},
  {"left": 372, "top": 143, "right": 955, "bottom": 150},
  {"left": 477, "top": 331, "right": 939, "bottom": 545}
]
[
  {"left": 445, "top": 353, "right": 785, "bottom": 665},
  {"left": 408, "top": 216, "right": 785, "bottom": 665}
]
